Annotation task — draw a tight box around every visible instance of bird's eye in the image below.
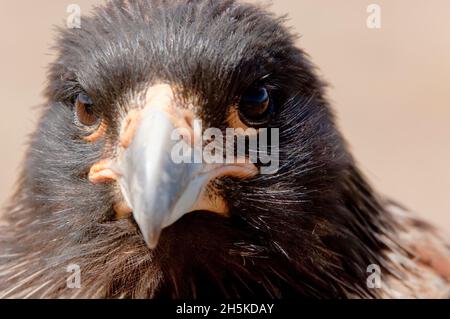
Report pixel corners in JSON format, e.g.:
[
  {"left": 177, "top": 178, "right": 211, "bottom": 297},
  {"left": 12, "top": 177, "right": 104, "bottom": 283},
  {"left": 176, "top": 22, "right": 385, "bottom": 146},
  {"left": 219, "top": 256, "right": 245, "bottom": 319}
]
[
  {"left": 238, "top": 85, "right": 273, "bottom": 126},
  {"left": 74, "top": 93, "right": 99, "bottom": 127}
]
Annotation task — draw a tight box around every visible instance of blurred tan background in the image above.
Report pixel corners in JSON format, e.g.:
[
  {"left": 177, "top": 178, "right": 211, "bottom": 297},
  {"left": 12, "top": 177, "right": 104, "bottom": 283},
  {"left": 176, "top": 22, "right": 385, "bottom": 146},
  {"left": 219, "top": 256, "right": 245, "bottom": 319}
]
[{"left": 0, "top": 0, "right": 449, "bottom": 231}]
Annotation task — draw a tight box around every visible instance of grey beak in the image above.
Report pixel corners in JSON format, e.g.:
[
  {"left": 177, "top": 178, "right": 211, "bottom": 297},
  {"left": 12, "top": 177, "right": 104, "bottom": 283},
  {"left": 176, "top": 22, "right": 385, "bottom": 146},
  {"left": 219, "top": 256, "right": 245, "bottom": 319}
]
[{"left": 115, "top": 107, "right": 208, "bottom": 248}]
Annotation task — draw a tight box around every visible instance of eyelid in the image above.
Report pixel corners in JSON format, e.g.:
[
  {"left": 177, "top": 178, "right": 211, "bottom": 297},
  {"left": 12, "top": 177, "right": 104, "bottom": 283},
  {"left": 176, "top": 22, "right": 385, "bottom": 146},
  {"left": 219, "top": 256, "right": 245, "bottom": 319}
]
[
  {"left": 83, "top": 119, "right": 107, "bottom": 143},
  {"left": 77, "top": 92, "right": 93, "bottom": 105}
]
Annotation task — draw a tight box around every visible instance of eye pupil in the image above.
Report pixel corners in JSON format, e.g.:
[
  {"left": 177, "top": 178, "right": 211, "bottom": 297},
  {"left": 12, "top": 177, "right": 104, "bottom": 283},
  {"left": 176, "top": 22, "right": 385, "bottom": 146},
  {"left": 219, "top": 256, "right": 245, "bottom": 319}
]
[
  {"left": 238, "top": 85, "right": 272, "bottom": 126},
  {"left": 242, "top": 87, "right": 269, "bottom": 105},
  {"left": 75, "top": 93, "right": 99, "bottom": 127},
  {"left": 84, "top": 104, "right": 94, "bottom": 115}
]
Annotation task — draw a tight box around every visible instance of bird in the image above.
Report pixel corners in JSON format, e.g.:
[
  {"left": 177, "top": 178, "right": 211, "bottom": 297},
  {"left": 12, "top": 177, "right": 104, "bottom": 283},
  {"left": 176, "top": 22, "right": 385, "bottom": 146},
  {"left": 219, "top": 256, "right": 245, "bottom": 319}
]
[{"left": 0, "top": 0, "right": 449, "bottom": 299}]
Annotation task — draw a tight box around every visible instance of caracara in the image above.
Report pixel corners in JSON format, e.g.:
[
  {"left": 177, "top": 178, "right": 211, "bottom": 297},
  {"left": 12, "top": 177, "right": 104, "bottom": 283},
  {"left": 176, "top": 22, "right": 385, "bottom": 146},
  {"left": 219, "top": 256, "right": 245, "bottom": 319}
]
[{"left": 0, "top": 0, "right": 449, "bottom": 298}]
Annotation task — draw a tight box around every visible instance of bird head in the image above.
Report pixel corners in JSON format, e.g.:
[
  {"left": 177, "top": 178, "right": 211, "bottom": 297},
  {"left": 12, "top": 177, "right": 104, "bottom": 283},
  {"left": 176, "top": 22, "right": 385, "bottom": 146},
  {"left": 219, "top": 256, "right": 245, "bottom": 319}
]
[{"left": 1, "top": 0, "right": 391, "bottom": 298}]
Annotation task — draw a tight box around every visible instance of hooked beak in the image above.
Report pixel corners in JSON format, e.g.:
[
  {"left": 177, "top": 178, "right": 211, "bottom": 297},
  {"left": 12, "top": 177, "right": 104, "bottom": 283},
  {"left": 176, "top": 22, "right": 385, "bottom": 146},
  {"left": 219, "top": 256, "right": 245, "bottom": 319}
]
[{"left": 91, "top": 85, "right": 258, "bottom": 249}]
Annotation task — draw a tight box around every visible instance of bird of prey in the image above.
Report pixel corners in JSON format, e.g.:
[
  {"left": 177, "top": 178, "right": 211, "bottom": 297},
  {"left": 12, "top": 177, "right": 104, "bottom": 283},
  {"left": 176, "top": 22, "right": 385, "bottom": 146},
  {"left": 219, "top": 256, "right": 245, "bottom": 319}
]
[{"left": 0, "top": 0, "right": 449, "bottom": 299}]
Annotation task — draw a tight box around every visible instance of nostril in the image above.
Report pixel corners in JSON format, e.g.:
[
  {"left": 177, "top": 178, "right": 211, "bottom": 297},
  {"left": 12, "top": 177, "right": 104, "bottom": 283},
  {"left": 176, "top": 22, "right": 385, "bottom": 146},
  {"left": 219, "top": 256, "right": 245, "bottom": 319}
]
[
  {"left": 120, "top": 109, "right": 142, "bottom": 149},
  {"left": 174, "top": 109, "right": 198, "bottom": 146}
]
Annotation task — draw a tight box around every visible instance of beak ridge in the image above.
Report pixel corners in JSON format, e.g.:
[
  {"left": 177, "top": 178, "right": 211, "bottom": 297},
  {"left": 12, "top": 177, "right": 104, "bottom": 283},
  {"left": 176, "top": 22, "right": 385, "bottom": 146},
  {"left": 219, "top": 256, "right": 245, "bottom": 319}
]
[{"left": 116, "top": 108, "right": 203, "bottom": 248}]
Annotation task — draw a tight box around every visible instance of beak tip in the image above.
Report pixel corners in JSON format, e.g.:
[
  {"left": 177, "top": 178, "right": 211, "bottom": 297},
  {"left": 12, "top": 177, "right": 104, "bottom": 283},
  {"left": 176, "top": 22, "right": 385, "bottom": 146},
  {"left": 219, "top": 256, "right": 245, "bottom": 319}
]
[
  {"left": 141, "top": 228, "right": 162, "bottom": 250},
  {"left": 146, "top": 240, "right": 159, "bottom": 250},
  {"left": 132, "top": 210, "right": 163, "bottom": 249}
]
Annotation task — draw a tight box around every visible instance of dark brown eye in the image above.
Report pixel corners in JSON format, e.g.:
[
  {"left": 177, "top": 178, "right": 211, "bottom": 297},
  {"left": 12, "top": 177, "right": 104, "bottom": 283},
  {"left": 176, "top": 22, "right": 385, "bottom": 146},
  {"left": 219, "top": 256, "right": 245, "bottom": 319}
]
[
  {"left": 74, "top": 93, "right": 99, "bottom": 127},
  {"left": 238, "top": 85, "right": 273, "bottom": 126}
]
